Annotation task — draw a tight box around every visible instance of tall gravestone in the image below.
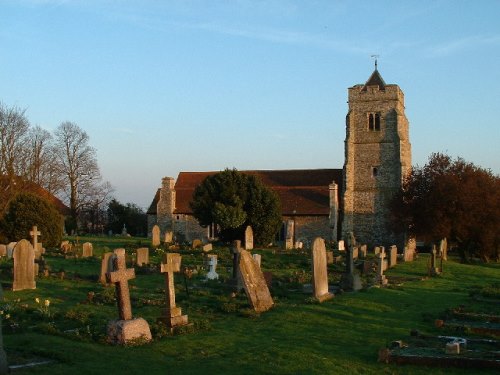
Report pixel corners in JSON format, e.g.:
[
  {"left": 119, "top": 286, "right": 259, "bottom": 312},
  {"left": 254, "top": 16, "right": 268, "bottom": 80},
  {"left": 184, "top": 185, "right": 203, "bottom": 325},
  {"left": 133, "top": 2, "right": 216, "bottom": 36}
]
[
  {"left": 285, "top": 220, "right": 294, "bottom": 250},
  {"left": 359, "top": 244, "right": 367, "bottom": 258},
  {"left": 106, "top": 248, "right": 151, "bottom": 344},
  {"left": 430, "top": 247, "right": 440, "bottom": 276},
  {"left": 338, "top": 240, "right": 345, "bottom": 251},
  {"left": 12, "top": 239, "right": 36, "bottom": 291},
  {"left": 82, "top": 242, "right": 93, "bottom": 258},
  {"left": 159, "top": 253, "right": 188, "bottom": 329},
  {"left": 439, "top": 238, "right": 448, "bottom": 261},
  {"left": 136, "top": 248, "right": 149, "bottom": 266},
  {"left": 99, "top": 252, "right": 113, "bottom": 284},
  {"left": 311, "top": 238, "right": 334, "bottom": 302},
  {"left": 151, "top": 225, "right": 161, "bottom": 247},
  {"left": 238, "top": 250, "right": 274, "bottom": 312},
  {"left": 389, "top": 245, "right": 398, "bottom": 268},
  {"left": 206, "top": 254, "right": 219, "bottom": 280},
  {"left": 244, "top": 226, "right": 254, "bottom": 250},
  {"left": 164, "top": 231, "right": 173, "bottom": 244},
  {"left": 376, "top": 252, "right": 388, "bottom": 286}
]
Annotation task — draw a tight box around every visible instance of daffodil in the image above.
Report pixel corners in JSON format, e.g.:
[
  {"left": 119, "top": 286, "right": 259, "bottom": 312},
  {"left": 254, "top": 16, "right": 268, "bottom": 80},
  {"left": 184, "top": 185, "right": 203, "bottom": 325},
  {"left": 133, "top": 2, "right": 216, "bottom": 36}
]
[
  {"left": 35, "top": 297, "right": 40, "bottom": 304},
  {"left": 44, "top": 299, "right": 50, "bottom": 307}
]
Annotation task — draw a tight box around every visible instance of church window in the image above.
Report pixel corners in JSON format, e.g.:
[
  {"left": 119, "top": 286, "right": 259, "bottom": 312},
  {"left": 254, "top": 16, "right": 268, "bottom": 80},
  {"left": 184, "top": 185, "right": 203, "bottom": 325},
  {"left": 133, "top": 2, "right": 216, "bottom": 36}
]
[{"left": 368, "top": 112, "right": 381, "bottom": 131}]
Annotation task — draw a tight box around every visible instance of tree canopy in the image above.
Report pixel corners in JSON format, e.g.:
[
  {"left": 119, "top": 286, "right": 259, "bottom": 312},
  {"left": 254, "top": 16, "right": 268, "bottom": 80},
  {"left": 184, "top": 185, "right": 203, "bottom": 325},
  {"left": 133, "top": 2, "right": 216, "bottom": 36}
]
[
  {"left": 0, "top": 193, "right": 63, "bottom": 247},
  {"left": 390, "top": 153, "right": 500, "bottom": 261},
  {"left": 190, "top": 169, "right": 282, "bottom": 245},
  {"left": 106, "top": 199, "right": 147, "bottom": 236}
]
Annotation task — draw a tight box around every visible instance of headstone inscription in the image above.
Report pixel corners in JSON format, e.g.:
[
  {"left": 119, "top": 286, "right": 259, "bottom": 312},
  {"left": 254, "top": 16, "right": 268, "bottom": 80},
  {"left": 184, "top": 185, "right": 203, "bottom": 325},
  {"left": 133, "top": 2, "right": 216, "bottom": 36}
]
[
  {"left": 311, "top": 238, "right": 334, "bottom": 302},
  {"left": 12, "top": 239, "right": 36, "bottom": 291},
  {"left": 82, "top": 242, "right": 93, "bottom": 258},
  {"left": 151, "top": 225, "right": 160, "bottom": 247},
  {"left": 244, "top": 226, "right": 254, "bottom": 250},
  {"left": 106, "top": 248, "right": 152, "bottom": 345},
  {"left": 206, "top": 254, "right": 219, "bottom": 280},
  {"left": 159, "top": 253, "right": 188, "bottom": 328},
  {"left": 238, "top": 250, "right": 274, "bottom": 313},
  {"left": 136, "top": 247, "right": 149, "bottom": 266}
]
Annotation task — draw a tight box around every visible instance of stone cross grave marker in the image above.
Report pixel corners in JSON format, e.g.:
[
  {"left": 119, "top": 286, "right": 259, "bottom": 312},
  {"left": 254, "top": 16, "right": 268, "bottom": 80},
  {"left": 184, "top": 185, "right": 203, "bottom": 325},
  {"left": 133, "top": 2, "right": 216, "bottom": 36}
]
[
  {"left": 29, "top": 226, "right": 41, "bottom": 253},
  {"left": 244, "top": 226, "right": 254, "bottom": 250},
  {"left": 136, "top": 247, "right": 149, "bottom": 266},
  {"left": 99, "top": 252, "right": 113, "bottom": 284},
  {"left": 106, "top": 248, "right": 135, "bottom": 320},
  {"left": 238, "top": 250, "right": 274, "bottom": 312},
  {"left": 376, "top": 251, "right": 388, "bottom": 286},
  {"left": 206, "top": 254, "right": 219, "bottom": 280},
  {"left": 430, "top": 246, "right": 440, "bottom": 276},
  {"left": 389, "top": 245, "right": 398, "bottom": 268},
  {"left": 311, "top": 238, "right": 334, "bottom": 302},
  {"left": 12, "top": 239, "right": 36, "bottom": 291},
  {"left": 82, "top": 242, "right": 93, "bottom": 258},
  {"left": 151, "top": 225, "right": 161, "bottom": 247},
  {"left": 159, "top": 253, "right": 188, "bottom": 328},
  {"left": 252, "top": 253, "right": 262, "bottom": 268}
]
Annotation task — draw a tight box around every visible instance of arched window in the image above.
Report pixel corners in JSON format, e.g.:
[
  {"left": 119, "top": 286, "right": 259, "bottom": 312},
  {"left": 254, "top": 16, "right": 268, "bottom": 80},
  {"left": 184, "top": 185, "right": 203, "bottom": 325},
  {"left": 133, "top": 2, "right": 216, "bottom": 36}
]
[{"left": 367, "top": 112, "right": 381, "bottom": 131}]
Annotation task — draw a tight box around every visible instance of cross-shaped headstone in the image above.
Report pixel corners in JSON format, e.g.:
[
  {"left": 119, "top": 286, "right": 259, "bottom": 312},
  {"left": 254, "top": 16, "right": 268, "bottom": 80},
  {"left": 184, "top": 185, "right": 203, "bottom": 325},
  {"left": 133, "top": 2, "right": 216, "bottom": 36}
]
[
  {"left": 161, "top": 253, "right": 181, "bottom": 314},
  {"left": 106, "top": 249, "right": 135, "bottom": 320},
  {"left": 30, "top": 226, "right": 41, "bottom": 252}
]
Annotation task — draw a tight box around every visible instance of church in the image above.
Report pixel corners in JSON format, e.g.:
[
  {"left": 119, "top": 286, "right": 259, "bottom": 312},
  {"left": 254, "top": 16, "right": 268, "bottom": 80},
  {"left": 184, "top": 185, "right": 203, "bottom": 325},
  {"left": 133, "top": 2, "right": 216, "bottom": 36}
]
[{"left": 147, "top": 67, "right": 411, "bottom": 249}]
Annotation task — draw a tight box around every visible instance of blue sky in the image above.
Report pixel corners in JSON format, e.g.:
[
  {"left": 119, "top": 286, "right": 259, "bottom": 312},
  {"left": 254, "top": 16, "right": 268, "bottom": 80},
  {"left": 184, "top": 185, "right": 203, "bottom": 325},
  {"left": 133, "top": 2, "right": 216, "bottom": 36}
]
[{"left": 1, "top": 0, "right": 499, "bottom": 208}]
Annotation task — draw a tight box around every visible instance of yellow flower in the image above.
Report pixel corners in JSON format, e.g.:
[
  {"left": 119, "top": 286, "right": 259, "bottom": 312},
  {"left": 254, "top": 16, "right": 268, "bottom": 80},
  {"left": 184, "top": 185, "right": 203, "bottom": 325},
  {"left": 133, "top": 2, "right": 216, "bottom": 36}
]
[
  {"left": 35, "top": 297, "right": 40, "bottom": 304},
  {"left": 5, "top": 314, "right": 9, "bottom": 319},
  {"left": 44, "top": 299, "right": 50, "bottom": 307}
]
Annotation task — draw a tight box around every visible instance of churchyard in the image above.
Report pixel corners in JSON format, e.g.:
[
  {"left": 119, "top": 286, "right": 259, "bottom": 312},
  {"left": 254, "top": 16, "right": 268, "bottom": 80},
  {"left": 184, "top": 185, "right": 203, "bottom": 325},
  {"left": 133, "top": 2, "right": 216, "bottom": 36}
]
[{"left": 0, "top": 234, "right": 498, "bottom": 374}]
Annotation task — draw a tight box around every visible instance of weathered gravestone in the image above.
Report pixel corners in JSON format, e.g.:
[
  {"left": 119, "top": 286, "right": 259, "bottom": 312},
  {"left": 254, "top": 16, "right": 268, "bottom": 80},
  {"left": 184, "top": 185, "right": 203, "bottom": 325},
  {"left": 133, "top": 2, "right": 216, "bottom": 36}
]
[
  {"left": 352, "top": 246, "right": 359, "bottom": 259},
  {"left": 0, "top": 284, "right": 8, "bottom": 374},
  {"left": 136, "top": 247, "right": 149, "bottom": 266},
  {"left": 106, "top": 248, "right": 152, "bottom": 344},
  {"left": 339, "top": 243, "right": 362, "bottom": 292},
  {"left": 284, "top": 220, "right": 294, "bottom": 250},
  {"left": 6, "top": 242, "right": 16, "bottom": 258},
  {"left": 82, "top": 242, "right": 93, "bottom": 258},
  {"left": 374, "top": 246, "right": 381, "bottom": 255},
  {"left": 252, "top": 253, "right": 262, "bottom": 268},
  {"left": 238, "top": 250, "right": 274, "bottom": 312},
  {"left": 158, "top": 253, "right": 188, "bottom": 329},
  {"left": 202, "top": 243, "right": 213, "bottom": 252},
  {"left": 0, "top": 245, "right": 6, "bottom": 257},
  {"left": 359, "top": 244, "right": 367, "bottom": 258},
  {"left": 376, "top": 251, "right": 388, "bottom": 286},
  {"left": 311, "top": 238, "right": 334, "bottom": 302},
  {"left": 430, "top": 246, "right": 440, "bottom": 276},
  {"left": 151, "top": 225, "right": 161, "bottom": 247},
  {"left": 12, "top": 239, "right": 36, "bottom": 291},
  {"left": 244, "top": 226, "right": 254, "bottom": 250},
  {"left": 206, "top": 254, "right": 219, "bottom": 280},
  {"left": 60, "top": 240, "right": 72, "bottom": 254},
  {"left": 326, "top": 251, "right": 334, "bottom": 265},
  {"left": 164, "top": 231, "right": 173, "bottom": 244},
  {"left": 338, "top": 240, "right": 345, "bottom": 251},
  {"left": 389, "top": 245, "right": 398, "bottom": 268},
  {"left": 439, "top": 237, "right": 448, "bottom": 261},
  {"left": 192, "top": 239, "right": 202, "bottom": 249},
  {"left": 99, "top": 252, "right": 113, "bottom": 284}
]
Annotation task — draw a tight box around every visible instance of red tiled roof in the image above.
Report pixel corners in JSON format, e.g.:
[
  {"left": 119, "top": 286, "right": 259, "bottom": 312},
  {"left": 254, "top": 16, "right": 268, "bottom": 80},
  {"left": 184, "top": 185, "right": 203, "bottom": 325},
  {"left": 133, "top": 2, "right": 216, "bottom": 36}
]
[{"left": 148, "top": 169, "right": 343, "bottom": 216}]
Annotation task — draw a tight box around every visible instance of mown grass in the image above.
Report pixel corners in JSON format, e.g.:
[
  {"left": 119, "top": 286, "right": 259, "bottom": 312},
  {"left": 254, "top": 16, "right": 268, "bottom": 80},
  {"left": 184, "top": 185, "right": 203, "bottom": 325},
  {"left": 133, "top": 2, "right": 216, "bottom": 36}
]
[{"left": 1, "top": 236, "right": 499, "bottom": 374}]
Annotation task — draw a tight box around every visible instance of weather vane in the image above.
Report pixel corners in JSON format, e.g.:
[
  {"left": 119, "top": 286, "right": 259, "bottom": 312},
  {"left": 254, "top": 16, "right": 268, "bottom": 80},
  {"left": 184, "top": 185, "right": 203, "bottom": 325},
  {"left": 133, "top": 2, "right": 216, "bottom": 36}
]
[{"left": 371, "top": 54, "right": 380, "bottom": 70}]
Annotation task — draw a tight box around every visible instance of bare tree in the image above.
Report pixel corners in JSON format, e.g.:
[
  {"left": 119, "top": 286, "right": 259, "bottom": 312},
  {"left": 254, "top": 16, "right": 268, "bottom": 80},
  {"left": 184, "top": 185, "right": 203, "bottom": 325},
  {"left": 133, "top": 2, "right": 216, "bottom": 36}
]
[{"left": 53, "top": 121, "right": 111, "bottom": 230}]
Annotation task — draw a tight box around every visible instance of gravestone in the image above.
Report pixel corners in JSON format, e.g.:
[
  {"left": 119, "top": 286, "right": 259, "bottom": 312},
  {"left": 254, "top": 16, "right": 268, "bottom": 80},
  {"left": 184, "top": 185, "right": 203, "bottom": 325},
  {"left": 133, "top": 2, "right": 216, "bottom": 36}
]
[
  {"left": 82, "top": 242, "right": 93, "bottom": 258},
  {"left": 121, "top": 224, "right": 128, "bottom": 236},
  {"left": 244, "top": 226, "right": 254, "bottom": 250},
  {"left": 164, "top": 231, "right": 173, "bottom": 244},
  {"left": 29, "top": 226, "right": 41, "bottom": 254},
  {"left": 389, "top": 245, "right": 398, "bottom": 268},
  {"left": 402, "top": 246, "right": 413, "bottom": 262},
  {"left": 6, "top": 243, "right": 16, "bottom": 258},
  {"left": 206, "top": 254, "right": 219, "bottom": 280},
  {"left": 60, "top": 240, "right": 72, "bottom": 254},
  {"left": 252, "top": 253, "right": 262, "bottom": 268},
  {"left": 326, "top": 251, "right": 334, "bottom": 264},
  {"left": 0, "top": 284, "right": 8, "bottom": 374},
  {"left": 339, "top": 244, "right": 362, "bottom": 292},
  {"left": 439, "top": 238, "right": 448, "bottom": 261},
  {"left": 359, "top": 244, "right": 367, "bottom": 258},
  {"left": 99, "top": 252, "right": 113, "bottom": 284},
  {"left": 430, "top": 247, "right": 440, "bottom": 276},
  {"left": 284, "top": 220, "right": 294, "bottom": 250},
  {"left": 311, "top": 238, "right": 334, "bottom": 302},
  {"left": 338, "top": 240, "right": 345, "bottom": 251},
  {"left": 376, "top": 252, "right": 388, "bottom": 286},
  {"left": 136, "top": 247, "right": 149, "bottom": 266},
  {"left": 106, "top": 248, "right": 152, "bottom": 345},
  {"left": 159, "top": 253, "right": 188, "bottom": 329},
  {"left": 0, "top": 245, "right": 6, "bottom": 257},
  {"left": 12, "top": 239, "right": 36, "bottom": 291},
  {"left": 151, "top": 225, "right": 161, "bottom": 247},
  {"left": 192, "top": 239, "right": 202, "bottom": 249},
  {"left": 352, "top": 246, "right": 359, "bottom": 259},
  {"left": 202, "top": 243, "right": 213, "bottom": 252},
  {"left": 238, "top": 250, "right": 274, "bottom": 312},
  {"left": 294, "top": 241, "right": 303, "bottom": 249}
]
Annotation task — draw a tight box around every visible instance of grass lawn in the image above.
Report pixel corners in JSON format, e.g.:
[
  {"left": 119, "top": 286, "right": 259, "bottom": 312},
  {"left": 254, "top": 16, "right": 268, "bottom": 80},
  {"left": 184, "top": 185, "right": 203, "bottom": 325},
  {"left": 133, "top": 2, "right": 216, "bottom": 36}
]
[{"left": 1, "top": 236, "right": 499, "bottom": 374}]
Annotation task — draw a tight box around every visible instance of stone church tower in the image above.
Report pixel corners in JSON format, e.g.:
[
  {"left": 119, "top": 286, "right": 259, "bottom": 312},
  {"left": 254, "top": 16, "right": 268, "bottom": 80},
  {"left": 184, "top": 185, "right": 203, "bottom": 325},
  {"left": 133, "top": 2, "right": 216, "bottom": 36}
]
[{"left": 342, "top": 66, "right": 411, "bottom": 248}]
